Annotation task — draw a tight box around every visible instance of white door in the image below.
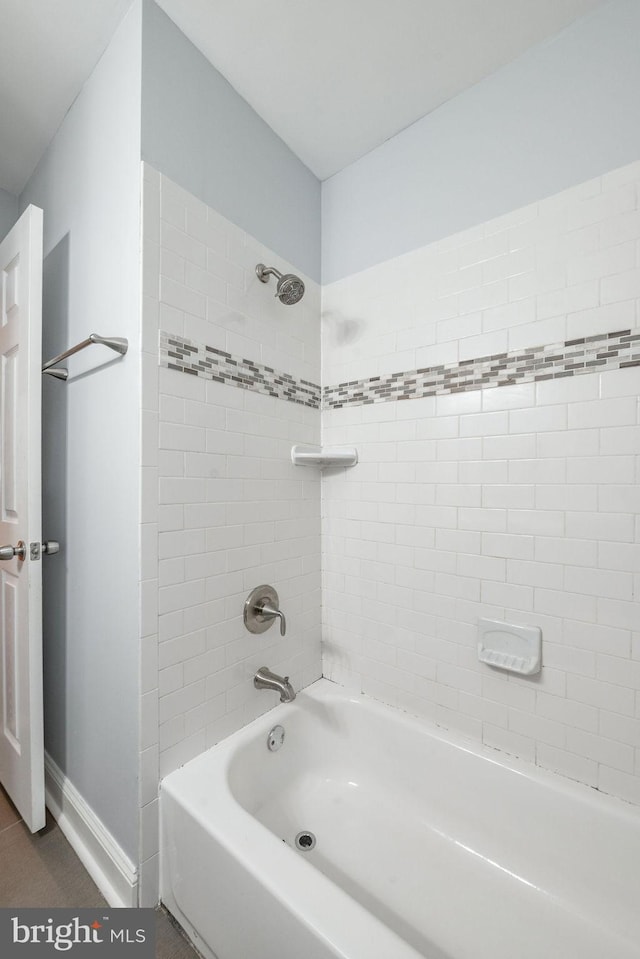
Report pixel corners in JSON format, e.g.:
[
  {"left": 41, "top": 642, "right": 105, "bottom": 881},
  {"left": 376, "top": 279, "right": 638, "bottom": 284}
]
[{"left": 0, "top": 205, "right": 44, "bottom": 832}]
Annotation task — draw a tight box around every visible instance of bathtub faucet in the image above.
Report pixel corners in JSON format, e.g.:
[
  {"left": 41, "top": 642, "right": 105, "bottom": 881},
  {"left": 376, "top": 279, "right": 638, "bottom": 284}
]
[{"left": 254, "top": 667, "right": 296, "bottom": 703}]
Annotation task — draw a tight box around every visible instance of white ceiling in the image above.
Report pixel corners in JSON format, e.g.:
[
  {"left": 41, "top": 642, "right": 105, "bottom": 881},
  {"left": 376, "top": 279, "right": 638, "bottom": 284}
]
[
  {"left": 157, "top": 0, "right": 606, "bottom": 180},
  {"left": 1, "top": 0, "right": 606, "bottom": 195},
  {"left": 0, "top": 0, "right": 132, "bottom": 195}
]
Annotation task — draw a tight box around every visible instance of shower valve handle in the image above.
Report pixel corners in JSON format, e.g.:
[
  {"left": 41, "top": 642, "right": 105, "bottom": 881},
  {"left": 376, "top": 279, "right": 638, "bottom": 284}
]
[
  {"left": 259, "top": 603, "right": 287, "bottom": 637},
  {"left": 244, "top": 585, "right": 287, "bottom": 636}
]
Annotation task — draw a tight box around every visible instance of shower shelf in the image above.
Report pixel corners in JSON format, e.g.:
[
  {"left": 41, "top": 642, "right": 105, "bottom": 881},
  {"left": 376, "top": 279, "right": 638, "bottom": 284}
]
[{"left": 291, "top": 445, "right": 358, "bottom": 469}]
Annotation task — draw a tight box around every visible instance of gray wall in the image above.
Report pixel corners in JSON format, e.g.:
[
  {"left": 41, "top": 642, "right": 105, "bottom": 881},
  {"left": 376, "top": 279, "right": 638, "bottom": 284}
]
[
  {"left": 0, "top": 188, "right": 18, "bottom": 241},
  {"left": 141, "top": 0, "right": 321, "bottom": 282},
  {"left": 19, "top": 1, "right": 142, "bottom": 861},
  {"left": 322, "top": 0, "right": 640, "bottom": 282}
]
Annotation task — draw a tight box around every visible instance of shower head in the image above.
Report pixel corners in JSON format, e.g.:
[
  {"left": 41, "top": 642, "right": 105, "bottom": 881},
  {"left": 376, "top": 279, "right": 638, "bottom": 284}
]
[{"left": 256, "top": 263, "right": 305, "bottom": 305}]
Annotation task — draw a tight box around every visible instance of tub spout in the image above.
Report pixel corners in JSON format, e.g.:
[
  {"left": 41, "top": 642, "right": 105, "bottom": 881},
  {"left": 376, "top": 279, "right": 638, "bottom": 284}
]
[{"left": 254, "top": 667, "right": 296, "bottom": 703}]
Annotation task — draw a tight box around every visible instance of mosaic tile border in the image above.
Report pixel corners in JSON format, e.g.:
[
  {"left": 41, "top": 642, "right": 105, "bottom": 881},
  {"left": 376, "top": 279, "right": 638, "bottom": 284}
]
[
  {"left": 161, "top": 328, "right": 640, "bottom": 412},
  {"left": 160, "top": 333, "right": 321, "bottom": 409},
  {"left": 323, "top": 328, "right": 640, "bottom": 409}
]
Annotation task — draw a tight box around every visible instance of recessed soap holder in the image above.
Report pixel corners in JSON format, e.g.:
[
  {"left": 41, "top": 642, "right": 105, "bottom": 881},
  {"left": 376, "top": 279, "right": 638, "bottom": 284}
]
[{"left": 478, "top": 618, "right": 541, "bottom": 676}]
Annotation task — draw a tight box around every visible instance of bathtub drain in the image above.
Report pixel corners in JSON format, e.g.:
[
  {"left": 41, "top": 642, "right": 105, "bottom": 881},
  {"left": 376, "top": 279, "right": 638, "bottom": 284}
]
[{"left": 295, "top": 831, "right": 316, "bottom": 851}]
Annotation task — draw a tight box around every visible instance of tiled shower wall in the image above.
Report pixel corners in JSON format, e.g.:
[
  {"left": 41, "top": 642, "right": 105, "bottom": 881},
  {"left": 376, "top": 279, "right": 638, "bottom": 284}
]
[
  {"left": 139, "top": 164, "right": 322, "bottom": 903},
  {"left": 137, "top": 157, "right": 640, "bottom": 904},
  {"left": 322, "top": 159, "right": 640, "bottom": 806}
]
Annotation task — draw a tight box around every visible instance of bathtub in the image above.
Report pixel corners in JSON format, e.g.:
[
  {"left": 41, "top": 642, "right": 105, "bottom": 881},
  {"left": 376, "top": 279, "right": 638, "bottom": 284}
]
[{"left": 160, "top": 679, "right": 640, "bottom": 959}]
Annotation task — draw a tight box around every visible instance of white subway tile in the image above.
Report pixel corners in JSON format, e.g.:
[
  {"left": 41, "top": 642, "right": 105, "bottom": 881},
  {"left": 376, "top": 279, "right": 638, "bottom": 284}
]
[
  {"left": 436, "top": 437, "right": 483, "bottom": 461},
  {"left": 507, "top": 559, "right": 563, "bottom": 590},
  {"left": 597, "top": 598, "right": 638, "bottom": 631},
  {"left": 482, "top": 532, "right": 534, "bottom": 560},
  {"left": 566, "top": 512, "right": 634, "bottom": 543},
  {"left": 535, "top": 485, "right": 597, "bottom": 512},
  {"left": 534, "top": 537, "right": 597, "bottom": 568},
  {"left": 597, "top": 654, "right": 640, "bottom": 690},
  {"left": 459, "top": 460, "right": 509, "bottom": 484},
  {"left": 508, "top": 317, "right": 566, "bottom": 353},
  {"left": 536, "top": 691, "right": 597, "bottom": 731},
  {"left": 534, "top": 588, "right": 596, "bottom": 623},
  {"left": 509, "top": 709, "right": 566, "bottom": 748},
  {"left": 599, "top": 426, "right": 640, "bottom": 456},
  {"left": 507, "top": 509, "right": 564, "bottom": 536},
  {"left": 598, "top": 766, "right": 640, "bottom": 805},
  {"left": 566, "top": 674, "right": 634, "bottom": 716},
  {"left": 565, "top": 727, "right": 634, "bottom": 773},
  {"left": 563, "top": 620, "right": 630, "bottom": 658},
  {"left": 482, "top": 580, "right": 533, "bottom": 609},
  {"left": 567, "top": 241, "right": 635, "bottom": 287},
  {"left": 458, "top": 329, "right": 508, "bottom": 361},
  {"left": 458, "top": 508, "right": 506, "bottom": 533},
  {"left": 509, "top": 404, "right": 567, "bottom": 434},
  {"left": 483, "top": 433, "right": 536, "bottom": 459},
  {"left": 539, "top": 427, "right": 601, "bottom": 461},
  {"left": 566, "top": 300, "right": 635, "bottom": 339},
  {"left": 535, "top": 375, "right": 599, "bottom": 407},
  {"left": 598, "top": 542, "right": 640, "bottom": 572},
  {"left": 459, "top": 411, "right": 509, "bottom": 437},
  {"left": 508, "top": 458, "right": 566, "bottom": 484},
  {"left": 601, "top": 268, "right": 640, "bottom": 305},
  {"left": 482, "top": 298, "right": 535, "bottom": 333},
  {"left": 436, "top": 312, "right": 482, "bottom": 343},
  {"left": 482, "top": 724, "right": 535, "bottom": 762},
  {"left": 599, "top": 485, "right": 640, "bottom": 513},
  {"left": 565, "top": 566, "right": 633, "bottom": 601},
  {"left": 536, "top": 743, "right": 598, "bottom": 787},
  {"left": 482, "top": 485, "right": 534, "bottom": 509},
  {"left": 566, "top": 455, "right": 634, "bottom": 484},
  {"left": 160, "top": 221, "right": 206, "bottom": 268},
  {"left": 568, "top": 396, "right": 636, "bottom": 430},
  {"left": 481, "top": 383, "right": 536, "bottom": 412},
  {"left": 567, "top": 183, "right": 636, "bottom": 230},
  {"left": 160, "top": 248, "right": 185, "bottom": 284}
]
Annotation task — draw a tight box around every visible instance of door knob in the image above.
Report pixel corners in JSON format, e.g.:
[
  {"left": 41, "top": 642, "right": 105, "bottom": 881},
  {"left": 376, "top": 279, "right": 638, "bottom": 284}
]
[{"left": 0, "top": 541, "right": 26, "bottom": 561}]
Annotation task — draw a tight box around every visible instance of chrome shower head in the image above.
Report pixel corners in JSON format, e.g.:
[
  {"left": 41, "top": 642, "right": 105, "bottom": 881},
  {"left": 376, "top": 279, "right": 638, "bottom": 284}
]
[{"left": 256, "top": 263, "right": 305, "bottom": 305}]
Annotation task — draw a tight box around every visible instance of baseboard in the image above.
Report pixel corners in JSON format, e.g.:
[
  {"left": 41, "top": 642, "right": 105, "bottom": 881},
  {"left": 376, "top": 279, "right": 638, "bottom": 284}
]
[{"left": 44, "top": 752, "right": 138, "bottom": 907}]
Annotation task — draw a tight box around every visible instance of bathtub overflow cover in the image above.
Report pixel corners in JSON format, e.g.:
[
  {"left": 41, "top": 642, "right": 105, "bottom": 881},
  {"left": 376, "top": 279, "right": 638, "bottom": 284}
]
[
  {"left": 295, "top": 831, "right": 316, "bottom": 851},
  {"left": 267, "top": 725, "right": 285, "bottom": 752}
]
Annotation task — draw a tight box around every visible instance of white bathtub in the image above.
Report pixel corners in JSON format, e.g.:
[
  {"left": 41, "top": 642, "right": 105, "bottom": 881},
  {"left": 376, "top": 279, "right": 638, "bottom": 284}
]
[{"left": 160, "top": 680, "right": 640, "bottom": 959}]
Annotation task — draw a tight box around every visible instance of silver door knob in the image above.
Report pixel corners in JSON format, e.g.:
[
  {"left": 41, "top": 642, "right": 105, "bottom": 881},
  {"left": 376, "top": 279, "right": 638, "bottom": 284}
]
[{"left": 0, "top": 541, "right": 26, "bottom": 561}]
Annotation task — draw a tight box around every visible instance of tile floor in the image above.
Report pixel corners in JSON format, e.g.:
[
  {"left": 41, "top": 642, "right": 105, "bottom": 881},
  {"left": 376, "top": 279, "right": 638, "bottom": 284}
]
[{"left": 0, "top": 785, "right": 200, "bottom": 958}]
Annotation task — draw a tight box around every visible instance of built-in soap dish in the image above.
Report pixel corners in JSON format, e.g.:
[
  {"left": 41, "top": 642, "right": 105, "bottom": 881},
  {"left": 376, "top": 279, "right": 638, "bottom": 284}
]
[{"left": 478, "top": 618, "right": 541, "bottom": 676}]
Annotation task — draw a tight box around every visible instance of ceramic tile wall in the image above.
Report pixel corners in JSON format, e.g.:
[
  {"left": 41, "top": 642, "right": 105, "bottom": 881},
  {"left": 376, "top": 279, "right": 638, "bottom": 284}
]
[
  {"left": 322, "top": 159, "right": 640, "bottom": 807},
  {"left": 138, "top": 163, "right": 322, "bottom": 904}
]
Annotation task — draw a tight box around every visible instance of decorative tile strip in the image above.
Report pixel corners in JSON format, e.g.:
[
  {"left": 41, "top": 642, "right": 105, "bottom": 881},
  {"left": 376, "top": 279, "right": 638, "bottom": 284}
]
[
  {"left": 323, "top": 328, "right": 640, "bottom": 409},
  {"left": 159, "top": 332, "right": 321, "bottom": 409}
]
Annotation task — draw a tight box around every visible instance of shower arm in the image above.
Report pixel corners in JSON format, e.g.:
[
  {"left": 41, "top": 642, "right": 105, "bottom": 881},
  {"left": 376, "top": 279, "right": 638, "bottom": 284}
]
[
  {"left": 256, "top": 264, "right": 283, "bottom": 283},
  {"left": 42, "top": 333, "right": 129, "bottom": 380}
]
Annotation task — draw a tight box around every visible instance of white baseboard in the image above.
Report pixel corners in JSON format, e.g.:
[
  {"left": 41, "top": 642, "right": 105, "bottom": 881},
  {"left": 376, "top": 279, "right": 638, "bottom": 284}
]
[{"left": 44, "top": 752, "right": 138, "bottom": 907}]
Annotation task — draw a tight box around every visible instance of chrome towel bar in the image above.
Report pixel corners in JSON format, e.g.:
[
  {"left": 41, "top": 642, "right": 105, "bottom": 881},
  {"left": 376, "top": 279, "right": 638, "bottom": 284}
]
[{"left": 42, "top": 333, "right": 128, "bottom": 380}]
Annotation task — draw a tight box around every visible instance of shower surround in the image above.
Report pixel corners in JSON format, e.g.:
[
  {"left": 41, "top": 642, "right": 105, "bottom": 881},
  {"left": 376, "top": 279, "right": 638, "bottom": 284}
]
[{"left": 141, "top": 156, "right": 640, "bottom": 904}]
